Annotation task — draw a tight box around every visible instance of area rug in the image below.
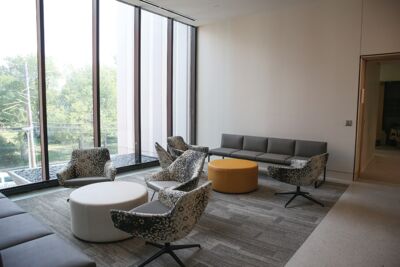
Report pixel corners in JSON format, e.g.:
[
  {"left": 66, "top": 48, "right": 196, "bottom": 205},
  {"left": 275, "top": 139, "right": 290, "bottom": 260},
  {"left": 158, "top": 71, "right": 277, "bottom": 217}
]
[{"left": 16, "top": 169, "right": 347, "bottom": 267}]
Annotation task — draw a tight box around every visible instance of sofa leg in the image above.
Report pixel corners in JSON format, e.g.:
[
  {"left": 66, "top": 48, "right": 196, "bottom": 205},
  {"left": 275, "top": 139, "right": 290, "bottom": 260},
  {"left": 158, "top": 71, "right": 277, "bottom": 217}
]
[
  {"left": 314, "top": 167, "right": 326, "bottom": 188},
  {"left": 208, "top": 155, "right": 210, "bottom": 162},
  {"left": 222, "top": 156, "right": 225, "bottom": 159}
]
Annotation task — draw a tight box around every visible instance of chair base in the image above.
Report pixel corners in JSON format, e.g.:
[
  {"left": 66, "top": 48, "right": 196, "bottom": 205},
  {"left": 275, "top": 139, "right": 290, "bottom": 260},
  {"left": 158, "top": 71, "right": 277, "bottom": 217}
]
[
  {"left": 137, "top": 242, "right": 201, "bottom": 267},
  {"left": 275, "top": 186, "right": 324, "bottom": 208}
]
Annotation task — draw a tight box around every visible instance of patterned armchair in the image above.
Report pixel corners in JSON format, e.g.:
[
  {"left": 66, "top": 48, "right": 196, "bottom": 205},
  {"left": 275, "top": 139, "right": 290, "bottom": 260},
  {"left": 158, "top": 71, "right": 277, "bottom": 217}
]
[
  {"left": 56, "top": 148, "right": 116, "bottom": 187},
  {"left": 167, "top": 136, "right": 209, "bottom": 158},
  {"left": 110, "top": 181, "right": 212, "bottom": 267},
  {"left": 268, "top": 153, "right": 329, "bottom": 208},
  {"left": 146, "top": 150, "right": 207, "bottom": 200},
  {"left": 154, "top": 142, "right": 175, "bottom": 169}
]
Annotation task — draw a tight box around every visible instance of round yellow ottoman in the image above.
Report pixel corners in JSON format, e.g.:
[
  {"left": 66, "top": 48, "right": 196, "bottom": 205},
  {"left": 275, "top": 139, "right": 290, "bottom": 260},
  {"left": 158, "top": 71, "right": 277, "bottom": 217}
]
[{"left": 208, "top": 159, "right": 258, "bottom": 193}]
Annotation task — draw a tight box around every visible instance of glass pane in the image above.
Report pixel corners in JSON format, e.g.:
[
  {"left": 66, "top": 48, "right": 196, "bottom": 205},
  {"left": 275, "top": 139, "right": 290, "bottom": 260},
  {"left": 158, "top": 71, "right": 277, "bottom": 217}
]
[
  {"left": 141, "top": 10, "right": 168, "bottom": 156},
  {"left": 0, "top": 0, "right": 43, "bottom": 188},
  {"left": 173, "top": 22, "right": 191, "bottom": 141},
  {"left": 44, "top": 0, "right": 94, "bottom": 174},
  {"left": 100, "top": 0, "right": 137, "bottom": 167}
]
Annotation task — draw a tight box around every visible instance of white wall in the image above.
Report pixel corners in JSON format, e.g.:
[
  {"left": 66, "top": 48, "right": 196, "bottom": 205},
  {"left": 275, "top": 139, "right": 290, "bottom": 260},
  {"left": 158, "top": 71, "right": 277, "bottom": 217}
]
[{"left": 197, "top": 0, "right": 400, "bottom": 179}]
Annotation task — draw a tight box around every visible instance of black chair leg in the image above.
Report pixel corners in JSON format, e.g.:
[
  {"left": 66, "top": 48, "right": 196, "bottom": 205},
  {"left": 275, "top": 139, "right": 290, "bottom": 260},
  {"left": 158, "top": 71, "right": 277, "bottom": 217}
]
[
  {"left": 276, "top": 186, "right": 324, "bottom": 208},
  {"left": 208, "top": 155, "right": 210, "bottom": 162},
  {"left": 150, "top": 191, "right": 156, "bottom": 201},
  {"left": 137, "top": 242, "right": 201, "bottom": 267}
]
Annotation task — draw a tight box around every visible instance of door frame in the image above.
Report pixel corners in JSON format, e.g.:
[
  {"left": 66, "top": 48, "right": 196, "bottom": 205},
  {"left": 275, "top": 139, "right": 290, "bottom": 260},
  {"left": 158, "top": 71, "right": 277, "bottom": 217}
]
[{"left": 353, "top": 52, "right": 400, "bottom": 180}]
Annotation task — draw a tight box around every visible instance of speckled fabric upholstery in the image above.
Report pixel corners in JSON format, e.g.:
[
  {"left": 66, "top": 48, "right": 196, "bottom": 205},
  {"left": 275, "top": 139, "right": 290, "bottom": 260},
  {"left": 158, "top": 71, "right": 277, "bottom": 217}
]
[
  {"left": 167, "top": 136, "right": 209, "bottom": 158},
  {"left": 268, "top": 153, "right": 329, "bottom": 186},
  {"left": 56, "top": 148, "right": 116, "bottom": 187},
  {"left": 110, "top": 182, "right": 212, "bottom": 243},
  {"left": 155, "top": 142, "right": 175, "bottom": 169},
  {"left": 145, "top": 150, "right": 207, "bottom": 193}
]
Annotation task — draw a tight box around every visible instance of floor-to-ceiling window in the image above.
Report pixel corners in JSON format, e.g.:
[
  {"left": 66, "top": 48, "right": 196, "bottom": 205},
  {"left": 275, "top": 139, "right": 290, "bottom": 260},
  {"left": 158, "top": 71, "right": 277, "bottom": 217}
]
[
  {"left": 100, "top": 0, "right": 137, "bottom": 167},
  {"left": 0, "top": 0, "right": 43, "bottom": 189},
  {"left": 141, "top": 10, "right": 168, "bottom": 156},
  {"left": 173, "top": 22, "right": 192, "bottom": 141},
  {"left": 0, "top": 2, "right": 195, "bottom": 192},
  {"left": 44, "top": 0, "right": 94, "bottom": 175}
]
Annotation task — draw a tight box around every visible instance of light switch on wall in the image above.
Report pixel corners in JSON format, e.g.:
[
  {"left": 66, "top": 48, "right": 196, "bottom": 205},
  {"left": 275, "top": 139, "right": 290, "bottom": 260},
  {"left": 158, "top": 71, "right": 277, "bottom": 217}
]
[{"left": 345, "top": 120, "right": 352, "bottom": 126}]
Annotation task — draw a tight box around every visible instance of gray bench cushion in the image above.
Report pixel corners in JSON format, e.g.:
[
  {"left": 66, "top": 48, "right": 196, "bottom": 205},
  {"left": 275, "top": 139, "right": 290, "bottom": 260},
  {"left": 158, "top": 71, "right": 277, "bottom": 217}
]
[
  {"left": 1, "top": 234, "right": 96, "bottom": 267},
  {"left": 243, "top": 136, "right": 268, "bottom": 152},
  {"left": 0, "top": 199, "right": 26, "bottom": 219},
  {"left": 267, "top": 138, "right": 295, "bottom": 155},
  {"left": 0, "top": 213, "right": 53, "bottom": 250},
  {"left": 295, "top": 140, "right": 327, "bottom": 157},
  {"left": 131, "top": 200, "right": 170, "bottom": 214},
  {"left": 231, "top": 150, "right": 264, "bottom": 160},
  {"left": 221, "top": 134, "right": 244, "bottom": 149},
  {"left": 209, "top": 148, "right": 239, "bottom": 156},
  {"left": 63, "top": 177, "right": 111, "bottom": 187},
  {"left": 256, "top": 153, "right": 292, "bottom": 165}
]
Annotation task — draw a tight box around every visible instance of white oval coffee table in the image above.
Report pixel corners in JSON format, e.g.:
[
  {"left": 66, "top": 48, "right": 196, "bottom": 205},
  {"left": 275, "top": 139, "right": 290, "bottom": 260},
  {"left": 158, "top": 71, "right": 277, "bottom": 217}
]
[{"left": 69, "top": 181, "right": 147, "bottom": 242}]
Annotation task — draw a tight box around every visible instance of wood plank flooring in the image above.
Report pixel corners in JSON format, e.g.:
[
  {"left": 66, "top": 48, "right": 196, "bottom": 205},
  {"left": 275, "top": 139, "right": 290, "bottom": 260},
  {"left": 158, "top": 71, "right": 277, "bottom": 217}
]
[{"left": 15, "top": 169, "right": 347, "bottom": 267}]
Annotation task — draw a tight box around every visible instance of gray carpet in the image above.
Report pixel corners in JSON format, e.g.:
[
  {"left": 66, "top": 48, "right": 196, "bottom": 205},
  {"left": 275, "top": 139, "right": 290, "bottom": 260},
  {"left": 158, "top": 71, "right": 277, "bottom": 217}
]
[{"left": 16, "top": 169, "right": 347, "bottom": 267}]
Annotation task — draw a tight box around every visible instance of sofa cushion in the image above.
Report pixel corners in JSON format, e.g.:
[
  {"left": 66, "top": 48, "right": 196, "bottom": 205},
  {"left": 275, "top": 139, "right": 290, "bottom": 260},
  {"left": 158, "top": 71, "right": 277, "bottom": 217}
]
[
  {"left": 0, "top": 213, "right": 53, "bottom": 250},
  {"left": 63, "top": 177, "right": 111, "bottom": 187},
  {"left": 243, "top": 136, "right": 268, "bottom": 152},
  {"left": 221, "top": 134, "right": 244, "bottom": 149},
  {"left": 256, "top": 153, "right": 292, "bottom": 165},
  {"left": 209, "top": 148, "right": 239, "bottom": 156},
  {"left": 231, "top": 150, "right": 264, "bottom": 160},
  {"left": 1, "top": 234, "right": 96, "bottom": 267},
  {"left": 295, "top": 140, "right": 327, "bottom": 157},
  {"left": 0, "top": 199, "right": 26, "bottom": 219},
  {"left": 267, "top": 138, "right": 295, "bottom": 155}
]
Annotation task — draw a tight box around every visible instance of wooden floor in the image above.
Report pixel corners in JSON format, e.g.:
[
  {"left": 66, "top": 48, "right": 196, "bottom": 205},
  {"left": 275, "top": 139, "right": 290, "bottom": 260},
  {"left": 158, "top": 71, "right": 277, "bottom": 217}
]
[
  {"left": 15, "top": 169, "right": 347, "bottom": 267},
  {"left": 361, "top": 147, "right": 400, "bottom": 184}
]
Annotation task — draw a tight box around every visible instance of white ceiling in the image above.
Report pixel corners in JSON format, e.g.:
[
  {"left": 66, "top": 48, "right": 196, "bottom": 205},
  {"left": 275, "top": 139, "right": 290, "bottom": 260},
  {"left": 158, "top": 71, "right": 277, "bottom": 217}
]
[{"left": 121, "top": 0, "right": 276, "bottom": 26}]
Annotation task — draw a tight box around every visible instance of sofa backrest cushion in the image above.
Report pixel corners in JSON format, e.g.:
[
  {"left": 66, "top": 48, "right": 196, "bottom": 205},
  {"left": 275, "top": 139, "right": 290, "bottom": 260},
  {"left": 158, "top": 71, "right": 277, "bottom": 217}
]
[
  {"left": 221, "top": 134, "right": 244, "bottom": 149},
  {"left": 267, "top": 138, "right": 295, "bottom": 155},
  {"left": 243, "top": 136, "right": 268, "bottom": 152},
  {"left": 295, "top": 140, "right": 327, "bottom": 157}
]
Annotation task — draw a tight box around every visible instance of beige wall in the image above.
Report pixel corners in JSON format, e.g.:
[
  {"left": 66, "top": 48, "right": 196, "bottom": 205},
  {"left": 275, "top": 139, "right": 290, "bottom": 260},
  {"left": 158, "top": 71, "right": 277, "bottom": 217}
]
[
  {"left": 380, "top": 62, "right": 400, "bottom": 82},
  {"left": 197, "top": 0, "right": 400, "bottom": 179},
  {"left": 361, "top": 0, "right": 400, "bottom": 55}
]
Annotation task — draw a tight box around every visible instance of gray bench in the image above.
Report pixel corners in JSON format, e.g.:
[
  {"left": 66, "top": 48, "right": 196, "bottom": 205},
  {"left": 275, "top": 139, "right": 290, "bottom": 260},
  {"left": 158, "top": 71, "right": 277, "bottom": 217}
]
[
  {"left": 0, "top": 192, "right": 95, "bottom": 267},
  {"left": 209, "top": 134, "right": 328, "bottom": 188}
]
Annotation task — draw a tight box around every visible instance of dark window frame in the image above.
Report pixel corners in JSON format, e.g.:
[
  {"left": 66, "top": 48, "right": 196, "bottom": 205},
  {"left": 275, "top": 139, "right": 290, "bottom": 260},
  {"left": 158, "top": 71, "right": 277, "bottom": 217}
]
[{"left": 1, "top": 1, "right": 197, "bottom": 196}]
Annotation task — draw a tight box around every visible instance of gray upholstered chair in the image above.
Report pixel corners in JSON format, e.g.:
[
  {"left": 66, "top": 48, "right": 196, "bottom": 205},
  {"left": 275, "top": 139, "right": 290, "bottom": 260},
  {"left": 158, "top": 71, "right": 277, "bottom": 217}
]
[
  {"left": 56, "top": 148, "right": 116, "bottom": 187},
  {"left": 167, "top": 136, "right": 209, "bottom": 158},
  {"left": 146, "top": 150, "right": 207, "bottom": 200},
  {"left": 155, "top": 142, "right": 175, "bottom": 169},
  {"left": 267, "top": 153, "right": 329, "bottom": 208},
  {"left": 110, "top": 181, "right": 212, "bottom": 267}
]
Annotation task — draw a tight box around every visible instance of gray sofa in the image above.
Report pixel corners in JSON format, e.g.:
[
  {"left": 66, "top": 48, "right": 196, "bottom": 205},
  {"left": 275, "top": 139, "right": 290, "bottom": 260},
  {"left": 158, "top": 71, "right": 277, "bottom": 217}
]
[
  {"left": 209, "top": 134, "right": 328, "bottom": 187},
  {"left": 0, "top": 192, "right": 95, "bottom": 267}
]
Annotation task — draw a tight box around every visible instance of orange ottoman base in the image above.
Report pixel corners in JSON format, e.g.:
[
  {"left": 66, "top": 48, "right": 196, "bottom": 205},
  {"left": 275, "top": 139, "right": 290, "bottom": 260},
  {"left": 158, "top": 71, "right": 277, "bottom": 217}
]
[{"left": 208, "top": 159, "right": 258, "bottom": 193}]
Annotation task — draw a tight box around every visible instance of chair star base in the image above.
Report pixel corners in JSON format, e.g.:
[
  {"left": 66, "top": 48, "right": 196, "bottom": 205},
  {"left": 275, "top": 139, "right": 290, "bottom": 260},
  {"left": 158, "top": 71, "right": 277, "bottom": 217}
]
[
  {"left": 138, "top": 242, "right": 201, "bottom": 267},
  {"left": 275, "top": 186, "right": 324, "bottom": 208}
]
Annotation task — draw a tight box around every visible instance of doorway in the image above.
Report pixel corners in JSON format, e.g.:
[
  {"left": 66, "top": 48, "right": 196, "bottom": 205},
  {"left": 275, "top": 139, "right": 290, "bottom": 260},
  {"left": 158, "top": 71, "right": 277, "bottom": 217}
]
[{"left": 355, "top": 53, "right": 400, "bottom": 183}]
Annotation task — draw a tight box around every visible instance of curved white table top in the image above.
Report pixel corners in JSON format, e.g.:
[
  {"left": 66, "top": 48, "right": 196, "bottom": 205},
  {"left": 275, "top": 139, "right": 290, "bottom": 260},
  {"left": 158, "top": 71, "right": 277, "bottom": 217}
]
[{"left": 69, "top": 181, "right": 147, "bottom": 206}]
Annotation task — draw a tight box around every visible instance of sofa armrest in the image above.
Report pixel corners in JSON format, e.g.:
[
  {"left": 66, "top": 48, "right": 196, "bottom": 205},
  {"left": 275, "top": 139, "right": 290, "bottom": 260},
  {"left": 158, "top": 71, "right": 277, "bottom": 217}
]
[
  {"left": 104, "top": 160, "right": 117, "bottom": 181},
  {"left": 56, "top": 162, "right": 75, "bottom": 186}
]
